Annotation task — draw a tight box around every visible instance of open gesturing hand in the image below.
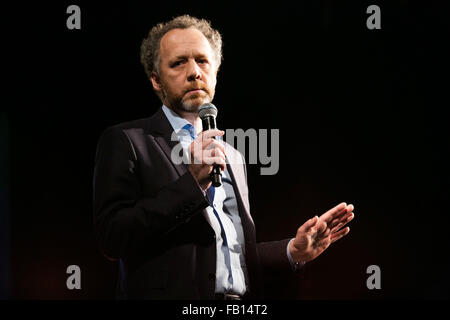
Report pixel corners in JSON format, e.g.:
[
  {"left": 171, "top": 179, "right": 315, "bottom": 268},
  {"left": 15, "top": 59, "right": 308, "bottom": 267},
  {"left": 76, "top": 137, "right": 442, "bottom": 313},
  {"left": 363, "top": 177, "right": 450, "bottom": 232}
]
[{"left": 289, "top": 202, "right": 355, "bottom": 263}]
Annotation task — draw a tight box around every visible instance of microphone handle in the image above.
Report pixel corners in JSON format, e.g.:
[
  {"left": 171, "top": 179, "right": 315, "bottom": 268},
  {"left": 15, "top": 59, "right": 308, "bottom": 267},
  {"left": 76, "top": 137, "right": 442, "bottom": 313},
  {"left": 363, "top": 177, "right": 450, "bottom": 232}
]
[{"left": 201, "top": 116, "right": 222, "bottom": 187}]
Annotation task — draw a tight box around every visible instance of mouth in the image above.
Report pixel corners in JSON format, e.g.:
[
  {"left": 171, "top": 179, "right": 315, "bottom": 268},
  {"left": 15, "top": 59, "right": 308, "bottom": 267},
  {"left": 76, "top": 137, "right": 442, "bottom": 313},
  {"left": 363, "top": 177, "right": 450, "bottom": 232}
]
[{"left": 185, "top": 89, "right": 205, "bottom": 96}]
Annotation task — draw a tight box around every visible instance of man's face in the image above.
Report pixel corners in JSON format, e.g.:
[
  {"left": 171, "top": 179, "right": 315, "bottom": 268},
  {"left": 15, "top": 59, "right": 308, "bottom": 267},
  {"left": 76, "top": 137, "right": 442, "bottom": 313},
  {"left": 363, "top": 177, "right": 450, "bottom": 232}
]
[{"left": 151, "top": 28, "right": 218, "bottom": 113}]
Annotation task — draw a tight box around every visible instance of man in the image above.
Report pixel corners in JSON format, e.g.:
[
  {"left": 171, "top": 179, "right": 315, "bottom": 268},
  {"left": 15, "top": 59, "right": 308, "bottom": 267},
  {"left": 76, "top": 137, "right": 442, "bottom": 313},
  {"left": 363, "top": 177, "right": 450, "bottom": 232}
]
[{"left": 93, "top": 15, "right": 354, "bottom": 300}]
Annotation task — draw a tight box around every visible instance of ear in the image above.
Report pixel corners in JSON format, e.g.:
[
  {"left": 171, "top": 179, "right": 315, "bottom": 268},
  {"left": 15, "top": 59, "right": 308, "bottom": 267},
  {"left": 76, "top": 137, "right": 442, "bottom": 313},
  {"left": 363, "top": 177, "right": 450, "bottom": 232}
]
[{"left": 150, "top": 72, "right": 162, "bottom": 92}]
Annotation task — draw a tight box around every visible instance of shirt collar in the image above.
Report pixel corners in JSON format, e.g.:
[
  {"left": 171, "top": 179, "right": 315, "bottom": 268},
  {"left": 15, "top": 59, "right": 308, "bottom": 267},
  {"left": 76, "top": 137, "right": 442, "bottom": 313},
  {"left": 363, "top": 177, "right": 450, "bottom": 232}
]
[
  {"left": 162, "top": 105, "right": 228, "bottom": 178},
  {"left": 162, "top": 105, "right": 201, "bottom": 137}
]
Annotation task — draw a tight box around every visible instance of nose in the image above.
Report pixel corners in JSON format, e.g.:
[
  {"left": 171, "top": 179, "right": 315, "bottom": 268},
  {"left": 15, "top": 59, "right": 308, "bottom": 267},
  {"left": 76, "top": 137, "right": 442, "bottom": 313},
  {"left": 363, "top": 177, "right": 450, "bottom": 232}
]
[{"left": 186, "top": 59, "right": 202, "bottom": 81}]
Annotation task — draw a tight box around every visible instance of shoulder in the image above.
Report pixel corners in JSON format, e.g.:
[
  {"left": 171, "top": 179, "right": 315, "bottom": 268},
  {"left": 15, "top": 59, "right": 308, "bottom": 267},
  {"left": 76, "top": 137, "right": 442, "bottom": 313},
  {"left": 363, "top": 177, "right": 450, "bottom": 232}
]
[
  {"left": 100, "top": 107, "right": 171, "bottom": 140},
  {"left": 105, "top": 117, "right": 151, "bottom": 134},
  {"left": 95, "top": 117, "right": 153, "bottom": 157}
]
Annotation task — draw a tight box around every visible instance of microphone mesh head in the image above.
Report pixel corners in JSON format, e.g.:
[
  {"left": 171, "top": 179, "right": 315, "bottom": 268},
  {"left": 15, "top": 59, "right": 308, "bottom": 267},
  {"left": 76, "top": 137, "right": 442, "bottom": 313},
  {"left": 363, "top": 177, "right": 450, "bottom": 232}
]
[{"left": 198, "top": 103, "right": 218, "bottom": 119}]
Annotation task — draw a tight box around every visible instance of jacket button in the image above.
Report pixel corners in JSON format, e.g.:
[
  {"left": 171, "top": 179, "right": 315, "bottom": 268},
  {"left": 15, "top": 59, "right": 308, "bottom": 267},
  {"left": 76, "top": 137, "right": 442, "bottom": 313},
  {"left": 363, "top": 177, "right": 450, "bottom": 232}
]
[{"left": 208, "top": 273, "right": 215, "bottom": 281}]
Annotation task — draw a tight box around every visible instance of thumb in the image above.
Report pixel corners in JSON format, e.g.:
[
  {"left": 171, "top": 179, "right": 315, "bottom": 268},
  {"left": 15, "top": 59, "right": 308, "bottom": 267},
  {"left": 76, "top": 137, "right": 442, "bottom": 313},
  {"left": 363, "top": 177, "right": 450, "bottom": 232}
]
[{"left": 300, "top": 215, "right": 318, "bottom": 233}]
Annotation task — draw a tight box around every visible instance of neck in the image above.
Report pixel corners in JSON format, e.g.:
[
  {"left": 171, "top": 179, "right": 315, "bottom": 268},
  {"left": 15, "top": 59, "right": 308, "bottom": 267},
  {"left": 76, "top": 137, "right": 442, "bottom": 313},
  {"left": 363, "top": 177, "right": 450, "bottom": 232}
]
[{"left": 166, "top": 105, "right": 203, "bottom": 131}]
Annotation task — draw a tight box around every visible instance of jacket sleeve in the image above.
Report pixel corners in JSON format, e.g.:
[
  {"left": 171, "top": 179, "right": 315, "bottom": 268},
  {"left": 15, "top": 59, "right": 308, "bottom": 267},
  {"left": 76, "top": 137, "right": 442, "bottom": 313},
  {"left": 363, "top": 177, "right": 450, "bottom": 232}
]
[
  {"left": 257, "top": 239, "right": 294, "bottom": 273},
  {"left": 93, "top": 125, "right": 209, "bottom": 260}
]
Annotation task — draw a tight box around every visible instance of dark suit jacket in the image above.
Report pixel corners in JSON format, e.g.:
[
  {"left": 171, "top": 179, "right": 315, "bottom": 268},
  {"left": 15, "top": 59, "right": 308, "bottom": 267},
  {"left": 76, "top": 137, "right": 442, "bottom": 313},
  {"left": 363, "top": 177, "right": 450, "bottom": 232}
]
[{"left": 93, "top": 107, "right": 293, "bottom": 299}]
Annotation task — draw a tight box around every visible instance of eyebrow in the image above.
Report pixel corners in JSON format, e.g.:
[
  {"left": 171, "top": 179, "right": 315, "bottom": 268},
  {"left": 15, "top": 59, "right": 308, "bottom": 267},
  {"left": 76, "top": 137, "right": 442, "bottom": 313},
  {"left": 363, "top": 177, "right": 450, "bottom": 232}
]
[{"left": 171, "top": 53, "right": 210, "bottom": 61}]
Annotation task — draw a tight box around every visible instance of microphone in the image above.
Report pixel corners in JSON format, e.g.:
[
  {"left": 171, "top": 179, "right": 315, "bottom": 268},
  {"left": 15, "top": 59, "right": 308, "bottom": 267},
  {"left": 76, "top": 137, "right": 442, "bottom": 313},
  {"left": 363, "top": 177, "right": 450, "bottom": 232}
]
[{"left": 198, "top": 103, "right": 222, "bottom": 187}]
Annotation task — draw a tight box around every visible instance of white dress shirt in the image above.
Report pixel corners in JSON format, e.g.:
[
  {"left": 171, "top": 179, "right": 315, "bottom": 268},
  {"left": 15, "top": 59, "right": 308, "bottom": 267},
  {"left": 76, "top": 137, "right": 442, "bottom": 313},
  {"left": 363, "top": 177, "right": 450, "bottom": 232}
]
[{"left": 162, "top": 105, "right": 249, "bottom": 295}]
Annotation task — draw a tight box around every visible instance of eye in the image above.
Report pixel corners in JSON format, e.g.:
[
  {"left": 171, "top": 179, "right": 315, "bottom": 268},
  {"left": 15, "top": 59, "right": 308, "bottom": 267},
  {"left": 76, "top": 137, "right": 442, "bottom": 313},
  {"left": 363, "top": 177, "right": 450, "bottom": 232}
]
[
  {"left": 171, "top": 60, "right": 184, "bottom": 68},
  {"left": 197, "top": 58, "right": 208, "bottom": 65}
]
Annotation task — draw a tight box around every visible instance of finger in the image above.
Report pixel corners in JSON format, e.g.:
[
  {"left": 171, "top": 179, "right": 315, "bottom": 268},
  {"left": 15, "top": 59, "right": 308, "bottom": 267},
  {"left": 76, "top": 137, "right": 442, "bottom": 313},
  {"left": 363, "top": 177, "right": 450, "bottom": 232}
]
[
  {"left": 190, "top": 138, "right": 204, "bottom": 154},
  {"left": 201, "top": 129, "right": 224, "bottom": 141},
  {"left": 203, "top": 156, "right": 226, "bottom": 171},
  {"left": 203, "top": 147, "right": 226, "bottom": 162},
  {"left": 324, "top": 203, "right": 354, "bottom": 227},
  {"left": 331, "top": 229, "right": 349, "bottom": 243},
  {"left": 201, "top": 138, "right": 217, "bottom": 151},
  {"left": 299, "top": 216, "right": 318, "bottom": 233},
  {"left": 203, "top": 154, "right": 226, "bottom": 165},
  {"left": 212, "top": 148, "right": 226, "bottom": 161},
  {"left": 320, "top": 202, "right": 347, "bottom": 223},
  {"left": 330, "top": 227, "right": 350, "bottom": 243},
  {"left": 212, "top": 150, "right": 226, "bottom": 167},
  {"left": 316, "top": 221, "right": 327, "bottom": 234},
  {"left": 203, "top": 141, "right": 226, "bottom": 162},
  {"left": 329, "top": 211, "right": 354, "bottom": 230},
  {"left": 194, "top": 134, "right": 223, "bottom": 153},
  {"left": 331, "top": 222, "right": 344, "bottom": 234},
  {"left": 334, "top": 212, "right": 354, "bottom": 233},
  {"left": 335, "top": 211, "right": 354, "bottom": 229},
  {"left": 205, "top": 139, "right": 226, "bottom": 155},
  {"left": 321, "top": 226, "right": 332, "bottom": 237}
]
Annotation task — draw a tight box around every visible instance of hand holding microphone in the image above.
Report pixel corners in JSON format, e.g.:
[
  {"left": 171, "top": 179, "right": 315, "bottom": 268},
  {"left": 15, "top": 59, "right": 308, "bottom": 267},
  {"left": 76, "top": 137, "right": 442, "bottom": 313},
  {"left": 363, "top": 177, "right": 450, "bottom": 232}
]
[{"left": 188, "top": 103, "right": 225, "bottom": 190}]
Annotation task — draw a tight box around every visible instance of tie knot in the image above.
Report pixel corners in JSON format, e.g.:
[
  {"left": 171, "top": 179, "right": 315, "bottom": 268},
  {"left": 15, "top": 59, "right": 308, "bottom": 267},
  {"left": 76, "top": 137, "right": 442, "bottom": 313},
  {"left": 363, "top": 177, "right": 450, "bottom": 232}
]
[{"left": 181, "top": 123, "right": 196, "bottom": 140}]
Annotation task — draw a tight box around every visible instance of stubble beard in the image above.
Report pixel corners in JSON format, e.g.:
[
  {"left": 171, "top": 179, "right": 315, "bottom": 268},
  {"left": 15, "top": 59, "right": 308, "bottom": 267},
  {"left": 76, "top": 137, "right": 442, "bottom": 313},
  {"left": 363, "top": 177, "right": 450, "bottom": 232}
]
[
  {"left": 179, "top": 94, "right": 211, "bottom": 113},
  {"left": 163, "top": 87, "right": 214, "bottom": 115}
]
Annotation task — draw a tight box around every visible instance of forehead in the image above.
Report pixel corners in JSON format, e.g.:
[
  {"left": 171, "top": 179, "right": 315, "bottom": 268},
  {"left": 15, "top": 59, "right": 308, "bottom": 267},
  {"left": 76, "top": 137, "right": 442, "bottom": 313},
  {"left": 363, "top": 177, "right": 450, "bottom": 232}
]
[{"left": 159, "top": 28, "right": 214, "bottom": 59}]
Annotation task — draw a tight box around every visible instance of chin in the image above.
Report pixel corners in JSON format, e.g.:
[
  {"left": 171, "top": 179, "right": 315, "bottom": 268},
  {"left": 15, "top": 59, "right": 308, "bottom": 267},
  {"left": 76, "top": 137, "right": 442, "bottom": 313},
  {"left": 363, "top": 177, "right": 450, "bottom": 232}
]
[{"left": 181, "top": 97, "right": 210, "bottom": 112}]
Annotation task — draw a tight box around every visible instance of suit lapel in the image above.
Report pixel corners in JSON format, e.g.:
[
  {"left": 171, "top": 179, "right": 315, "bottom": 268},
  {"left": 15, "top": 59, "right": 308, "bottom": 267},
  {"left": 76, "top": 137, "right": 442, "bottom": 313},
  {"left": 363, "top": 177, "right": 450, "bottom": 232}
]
[
  {"left": 155, "top": 136, "right": 188, "bottom": 177},
  {"left": 226, "top": 153, "right": 254, "bottom": 227},
  {"left": 147, "top": 108, "right": 253, "bottom": 228},
  {"left": 147, "top": 107, "right": 188, "bottom": 177}
]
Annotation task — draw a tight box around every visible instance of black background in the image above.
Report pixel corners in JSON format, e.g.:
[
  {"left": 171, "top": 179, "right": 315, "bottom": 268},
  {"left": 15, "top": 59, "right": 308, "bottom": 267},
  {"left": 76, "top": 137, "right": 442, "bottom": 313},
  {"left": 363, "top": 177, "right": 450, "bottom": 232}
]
[{"left": 3, "top": 1, "right": 449, "bottom": 299}]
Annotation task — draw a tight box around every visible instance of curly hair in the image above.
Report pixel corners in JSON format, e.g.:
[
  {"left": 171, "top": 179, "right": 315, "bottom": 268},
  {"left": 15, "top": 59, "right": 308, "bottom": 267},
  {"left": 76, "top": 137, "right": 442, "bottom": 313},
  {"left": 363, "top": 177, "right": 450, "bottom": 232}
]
[{"left": 140, "top": 15, "right": 223, "bottom": 78}]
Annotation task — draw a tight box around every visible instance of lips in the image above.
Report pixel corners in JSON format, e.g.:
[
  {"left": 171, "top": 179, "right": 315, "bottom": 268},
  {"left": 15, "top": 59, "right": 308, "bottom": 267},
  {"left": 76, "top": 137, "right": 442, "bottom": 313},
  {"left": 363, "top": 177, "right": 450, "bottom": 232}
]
[
  {"left": 187, "top": 88, "right": 204, "bottom": 93},
  {"left": 185, "top": 88, "right": 206, "bottom": 96}
]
